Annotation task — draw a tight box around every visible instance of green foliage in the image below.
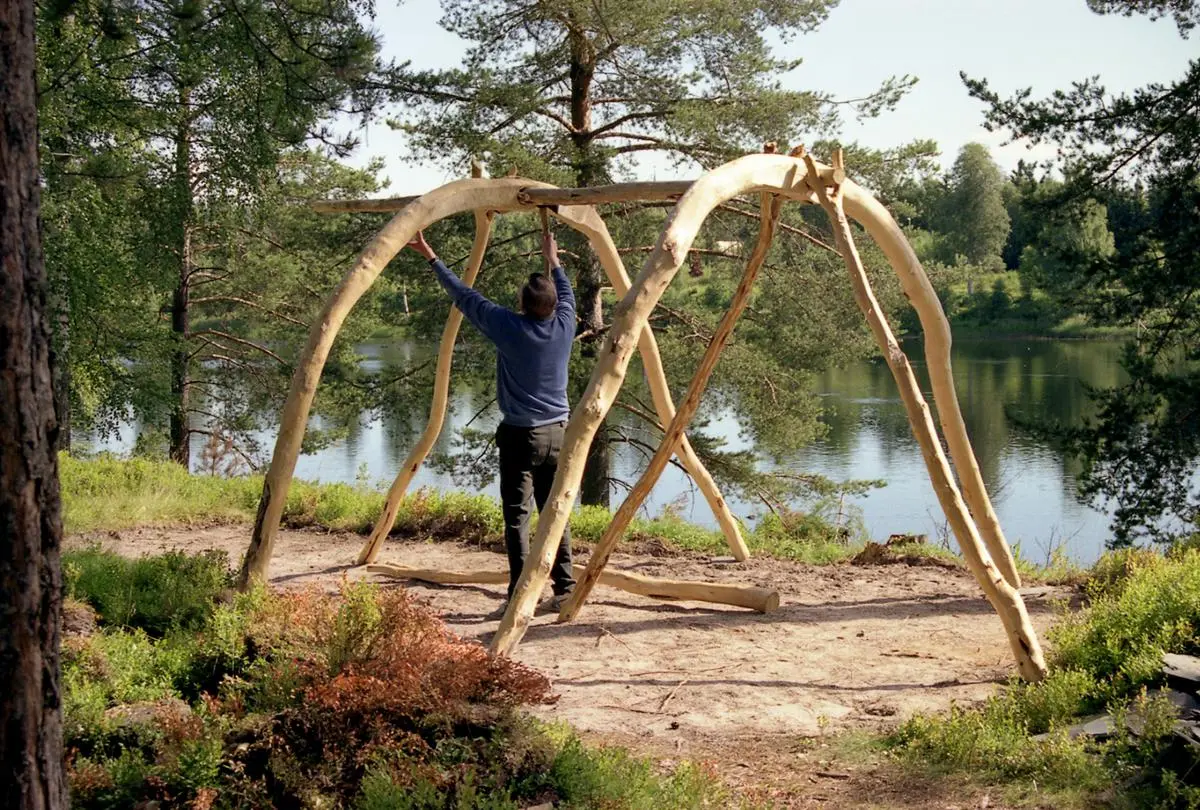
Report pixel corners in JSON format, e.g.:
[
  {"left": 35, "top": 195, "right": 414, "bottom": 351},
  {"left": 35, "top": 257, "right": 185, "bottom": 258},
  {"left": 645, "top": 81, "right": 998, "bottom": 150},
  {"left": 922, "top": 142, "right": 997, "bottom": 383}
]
[
  {"left": 62, "top": 455, "right": 866, "bottom": 566},
  {"left": 964, "top": 6, "right": 1199, "bottom": 546},
  {"left": 64, "top": 546, "right": 232, "bottom": 635},
  {"left": 886, "top": 547, "right": 1200, "bottom": 807},
  {"left": 937, "top": 143, "right": 1011, "bottom": 270},
  {"left": 549, "top": 732, "right": 728, "bottom": 809},
  {"left": 60, "top": 452, "right": 261, "bottom": 531},
  {"left": 63, "top": 547, "right": 734, "bottom": 809},
  {"left": 1050, "top": 550, "right": 1200, "bottom": 699},
  {"left": 37, "top": 0, "right": 404, "bottom": 462},
  {"left": 400, "top": 0, "right": 911, "bottom": 182},
  {"left": 1019, "top": 197, "right": 1117, "bottom": 301}
]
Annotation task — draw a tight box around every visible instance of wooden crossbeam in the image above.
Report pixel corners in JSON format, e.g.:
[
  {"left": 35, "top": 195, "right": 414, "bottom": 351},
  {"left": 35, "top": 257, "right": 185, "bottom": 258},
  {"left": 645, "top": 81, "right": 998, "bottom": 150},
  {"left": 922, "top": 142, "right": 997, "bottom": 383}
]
[{"left": 308, "top": 172, "right": 836, "bottom": 214}]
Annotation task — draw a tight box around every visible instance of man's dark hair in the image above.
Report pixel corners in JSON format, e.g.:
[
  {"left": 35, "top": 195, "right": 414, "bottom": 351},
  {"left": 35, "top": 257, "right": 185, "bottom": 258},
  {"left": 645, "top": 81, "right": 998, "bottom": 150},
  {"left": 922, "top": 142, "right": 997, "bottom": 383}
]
[{"left": 520, "top": 273, "right": 557, "bottom": 319}]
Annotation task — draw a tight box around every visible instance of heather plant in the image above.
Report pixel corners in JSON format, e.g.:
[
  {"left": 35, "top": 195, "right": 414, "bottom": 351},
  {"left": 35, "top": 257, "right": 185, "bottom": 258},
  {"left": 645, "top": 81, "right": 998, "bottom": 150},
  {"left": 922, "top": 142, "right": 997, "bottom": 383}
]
[{"left": 64, "top": 549, "right": 727, "bottom": 809}]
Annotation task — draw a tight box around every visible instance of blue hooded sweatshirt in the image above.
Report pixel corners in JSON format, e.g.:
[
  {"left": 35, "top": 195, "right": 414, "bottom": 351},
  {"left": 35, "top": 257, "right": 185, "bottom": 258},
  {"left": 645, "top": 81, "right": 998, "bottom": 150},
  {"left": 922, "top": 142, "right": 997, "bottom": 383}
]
[{"left": 429, "top": 258, "right": 574, "bottom": 427}]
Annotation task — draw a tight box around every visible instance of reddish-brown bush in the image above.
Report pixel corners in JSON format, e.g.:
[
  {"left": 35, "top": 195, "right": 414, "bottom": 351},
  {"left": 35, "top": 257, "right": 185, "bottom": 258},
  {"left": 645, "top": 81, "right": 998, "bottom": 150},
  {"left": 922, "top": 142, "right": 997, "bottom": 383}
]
[{"left": 238, "top": 583, "right": 554, "bottom": 799}]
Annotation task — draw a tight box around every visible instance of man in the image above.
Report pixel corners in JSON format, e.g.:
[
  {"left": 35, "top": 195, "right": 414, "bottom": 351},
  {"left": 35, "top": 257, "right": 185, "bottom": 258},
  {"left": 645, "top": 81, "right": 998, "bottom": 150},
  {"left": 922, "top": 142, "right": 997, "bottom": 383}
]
[{"left": 406, "top": 227, "right": 576, "bottom": 617}]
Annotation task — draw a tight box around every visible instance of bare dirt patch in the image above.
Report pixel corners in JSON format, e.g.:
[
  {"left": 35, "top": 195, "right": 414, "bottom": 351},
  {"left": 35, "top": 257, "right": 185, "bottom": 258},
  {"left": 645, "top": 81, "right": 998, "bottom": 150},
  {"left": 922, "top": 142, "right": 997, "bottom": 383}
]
[{"left": 73, "top": 524, "right": 1067, "bottom": 808}]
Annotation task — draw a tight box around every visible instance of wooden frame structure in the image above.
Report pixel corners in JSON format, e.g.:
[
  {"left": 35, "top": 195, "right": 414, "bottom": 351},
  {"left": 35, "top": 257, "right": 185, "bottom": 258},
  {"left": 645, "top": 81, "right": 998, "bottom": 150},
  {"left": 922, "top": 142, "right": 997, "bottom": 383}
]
[{"left": 238, "top": 149, "right": 1047, "bottom": 682}]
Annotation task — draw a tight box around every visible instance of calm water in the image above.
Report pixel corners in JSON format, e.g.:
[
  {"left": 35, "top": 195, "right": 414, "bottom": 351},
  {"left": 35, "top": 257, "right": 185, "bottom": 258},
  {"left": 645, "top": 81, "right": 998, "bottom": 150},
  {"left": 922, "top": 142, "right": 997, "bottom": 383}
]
[{"left": 87, "top": 338, "right": 1127, "bottom": 564}]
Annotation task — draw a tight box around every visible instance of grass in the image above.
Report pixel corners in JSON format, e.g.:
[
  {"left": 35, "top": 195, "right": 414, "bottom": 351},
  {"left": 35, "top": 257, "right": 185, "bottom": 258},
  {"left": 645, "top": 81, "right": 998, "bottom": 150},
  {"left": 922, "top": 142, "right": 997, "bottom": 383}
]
[
  {"left": 62, "top": 454, "right": 1088, "bottom": 579},
  {"left": 63, "top": 548, "right": 745, "bottom": 809},
  {"left": 61, "top": 454, "right": 865, "bottom": 566},
  {"left": 881, "top": 548, "right": 1200, "bottom": 808}
]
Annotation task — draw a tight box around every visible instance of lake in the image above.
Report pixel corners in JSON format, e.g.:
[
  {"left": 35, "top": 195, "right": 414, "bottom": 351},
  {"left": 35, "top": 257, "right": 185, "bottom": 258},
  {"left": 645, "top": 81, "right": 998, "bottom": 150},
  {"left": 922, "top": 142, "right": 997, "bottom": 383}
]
[{"left": 86, "top": 337, "right": 1127, "bottom": 564}]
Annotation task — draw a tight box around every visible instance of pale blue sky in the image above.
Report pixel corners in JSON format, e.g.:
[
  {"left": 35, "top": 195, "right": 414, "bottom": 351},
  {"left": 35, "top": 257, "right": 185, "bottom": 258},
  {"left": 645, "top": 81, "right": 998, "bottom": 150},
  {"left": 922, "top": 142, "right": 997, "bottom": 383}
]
[{"left": 345, "top": 0, "right": 1195, "bottom": 193}]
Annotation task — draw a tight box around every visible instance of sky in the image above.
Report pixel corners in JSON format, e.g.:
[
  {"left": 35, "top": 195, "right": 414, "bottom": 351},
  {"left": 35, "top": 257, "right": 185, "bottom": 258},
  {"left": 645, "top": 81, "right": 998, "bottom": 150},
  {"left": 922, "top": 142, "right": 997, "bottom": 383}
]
[{"left": 342, "top": 0, "right": 1196, "bottom": 195}]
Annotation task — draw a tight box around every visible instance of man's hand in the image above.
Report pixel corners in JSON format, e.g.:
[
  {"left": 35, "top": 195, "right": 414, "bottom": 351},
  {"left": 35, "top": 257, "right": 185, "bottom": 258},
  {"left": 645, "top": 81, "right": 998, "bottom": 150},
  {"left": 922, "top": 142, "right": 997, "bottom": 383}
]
[
  {"left": 407, "top": 230, "right": 437, "bottom": 261},
  {"left": 541, "top": 229, "right": 560, "bottom": 270}
]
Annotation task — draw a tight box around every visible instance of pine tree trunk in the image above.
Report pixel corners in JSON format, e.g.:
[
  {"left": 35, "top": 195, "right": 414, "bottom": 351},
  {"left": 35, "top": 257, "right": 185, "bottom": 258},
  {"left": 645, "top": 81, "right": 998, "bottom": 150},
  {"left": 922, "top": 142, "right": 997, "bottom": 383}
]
[
  {"left": 169, "top": 87, "right": 194, "bottom": 467},
  {"left": 49, "top": 269, "right": 70, "bottom": 452},
  {"left": 567, "top": 22, "right": 611, "bottom": 507},
  {"left": 0, "top": 0, "right": 70, "bottom": 801}
]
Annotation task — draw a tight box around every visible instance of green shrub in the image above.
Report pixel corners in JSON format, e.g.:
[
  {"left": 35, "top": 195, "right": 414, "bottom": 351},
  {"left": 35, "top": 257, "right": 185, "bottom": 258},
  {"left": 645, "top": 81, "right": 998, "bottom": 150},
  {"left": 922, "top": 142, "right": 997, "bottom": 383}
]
[
  {"left": 747, "top": 510, "right": 857, "bottom": 564},
  {"left": 886, "top": 549, "right": 1200, "bottom": 807},
  {"left": 60, "top": 453, "right": 258, "bottom": 531},
  {"left": 64, "top": 546, "right": 232, "bottom": 635},
  {"left": 1051, "top": 549, "right": 1200, "bottom": 700},
  {"left": 62, "top": 549, "right": 741, "bottom": 810},
  {"left": 549, "top": 731, "right": 729, "bottom": 809}
]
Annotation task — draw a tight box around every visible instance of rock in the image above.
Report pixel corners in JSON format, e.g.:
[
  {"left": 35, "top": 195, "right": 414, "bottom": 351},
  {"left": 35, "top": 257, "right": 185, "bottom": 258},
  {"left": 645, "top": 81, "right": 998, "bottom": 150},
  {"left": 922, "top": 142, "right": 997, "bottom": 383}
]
[
  {"left": 1066, "top": 714, "right": 1117, "bottom": 740},
  {"left": 62, "top": 599, "right": 98, "bottom": 638},
  {"left": 1148, "top": 688, "right": 1200, "bottom": 713},
  {"left": 104, "top": 698, "right": 192, "bottom": 729},
  {"left": 1031, "top": 714, "right": 1118, "bottom": 742},
  {"left": 1163, "top": 653, "right": 1200, "bottom": 690}
]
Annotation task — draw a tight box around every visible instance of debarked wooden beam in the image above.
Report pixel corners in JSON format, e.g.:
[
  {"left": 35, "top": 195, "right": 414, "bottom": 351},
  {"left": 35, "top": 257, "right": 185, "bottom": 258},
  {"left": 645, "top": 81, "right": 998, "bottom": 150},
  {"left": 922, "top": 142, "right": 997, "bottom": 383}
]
[{"left": 367, "top": 563, "right": 780, "bottom": 614}]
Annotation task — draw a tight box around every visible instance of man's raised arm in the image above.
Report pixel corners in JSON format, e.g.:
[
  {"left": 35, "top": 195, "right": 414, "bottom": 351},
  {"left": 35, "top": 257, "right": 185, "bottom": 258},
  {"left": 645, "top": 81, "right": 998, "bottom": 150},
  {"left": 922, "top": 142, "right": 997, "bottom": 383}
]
[
  {"left": 407, "top": 231, "right": 512, "bottom": 342},
  {"left": 542, "top": 229, "right": 575, "bottom": 315}
]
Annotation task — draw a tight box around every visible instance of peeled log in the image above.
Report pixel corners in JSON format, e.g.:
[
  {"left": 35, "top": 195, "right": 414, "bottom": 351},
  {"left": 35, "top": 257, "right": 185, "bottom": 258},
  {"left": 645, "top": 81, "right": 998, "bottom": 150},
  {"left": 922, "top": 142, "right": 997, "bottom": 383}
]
[
  {"left": 490, "top": 153, "right": 1037, "bottom": 681},
  {"left": 838, "top": 190, "right": 1020, "bottom": 589},
  {"left": 356, "top": 206, "right": 494, "bottom": 565},
  {"left": 244, "top": 176, "right": 748, "bottom": 586},
  {"left": 367, "top": 563, "right": 779, "bottom": 613},
  {"left": 239, "top": 178, "right": 564, "bottom": 588},
  {"left": 558, "top": 179, "right": 790, "bottom": 623},
  {"left": 310, "top": 195, "right": 420, "bottom": 213},
  {"left": 572, "top": 213, "right": 749, "bottom": 561},
  {"left": 491, "top": 154, "right": 830, "bottom": 656},
  {"left": 802, "top": 152, "right": 1045, "bottom": 682}
]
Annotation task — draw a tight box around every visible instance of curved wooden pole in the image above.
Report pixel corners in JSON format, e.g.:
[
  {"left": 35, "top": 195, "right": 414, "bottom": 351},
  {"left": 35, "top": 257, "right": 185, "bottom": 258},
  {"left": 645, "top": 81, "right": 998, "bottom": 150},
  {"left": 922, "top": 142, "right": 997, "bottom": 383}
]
[
  {"left": 838, "top": 189, "right": 1020, "bottom": 589},
  {"left": 557, "top": 180, "right": 790, "bottom": 623},
  {"left": 367, "top": 563, "right": 780, "bottom": 613},
  {"left": 491, "top": 155, "right": 833, "bottom": 655},
  {"left": 239, "top": 177, "right": 578, "bottom": 588},
  {"left": 355, "top": 200, "right": 747, "bottom": 566},
  {"left": 491, "top": 154, "right": 1034, "bottom": 678},
  {"left": 241, "top": 176, "right": 748, "bottom": 585},
  {"left": 571, "top": 210, "right": 750, "bottom": 560},
  {"left": 356, "top": 207, "right": 494, "bottom": 565},
  {"left": 806, "top": 152, "right": 1044, "bottom": 681}
]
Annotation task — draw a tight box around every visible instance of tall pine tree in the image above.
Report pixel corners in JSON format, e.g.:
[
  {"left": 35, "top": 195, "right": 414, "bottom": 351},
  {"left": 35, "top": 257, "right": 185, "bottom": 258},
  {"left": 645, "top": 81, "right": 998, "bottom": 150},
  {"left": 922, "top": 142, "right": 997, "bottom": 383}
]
[{"left": 396, "top": 0, "right": 915, "bottom": 504}]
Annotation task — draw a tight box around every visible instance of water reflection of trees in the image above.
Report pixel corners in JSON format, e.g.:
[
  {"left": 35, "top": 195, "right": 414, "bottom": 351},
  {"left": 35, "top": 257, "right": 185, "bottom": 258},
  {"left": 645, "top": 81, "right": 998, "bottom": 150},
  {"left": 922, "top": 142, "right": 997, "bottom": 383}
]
[{"left": 809, "top": 339, "right": 1126, "bottom": 492}]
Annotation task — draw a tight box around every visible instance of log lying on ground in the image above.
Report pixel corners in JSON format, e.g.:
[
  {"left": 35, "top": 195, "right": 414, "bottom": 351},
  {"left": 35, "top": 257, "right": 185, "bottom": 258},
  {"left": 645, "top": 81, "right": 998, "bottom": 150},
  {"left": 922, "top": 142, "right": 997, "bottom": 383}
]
[{"left": 367, "top": 563, "right": 780, "bottom": 613}]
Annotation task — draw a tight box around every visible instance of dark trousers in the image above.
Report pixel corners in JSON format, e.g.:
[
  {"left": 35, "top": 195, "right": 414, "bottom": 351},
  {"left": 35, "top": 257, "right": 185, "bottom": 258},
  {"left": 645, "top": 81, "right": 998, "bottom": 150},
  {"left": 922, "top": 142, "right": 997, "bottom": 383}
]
[{"left": 496, "top": 421, "right": 575, "bottom": 598}]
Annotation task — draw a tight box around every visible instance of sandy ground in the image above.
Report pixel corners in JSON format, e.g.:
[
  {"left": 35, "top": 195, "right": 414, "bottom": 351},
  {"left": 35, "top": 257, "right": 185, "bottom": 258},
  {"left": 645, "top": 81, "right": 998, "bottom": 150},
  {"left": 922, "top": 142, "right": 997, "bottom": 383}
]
[{"left": 73, "top": 524, "right": 1069, "bottom": 808}]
